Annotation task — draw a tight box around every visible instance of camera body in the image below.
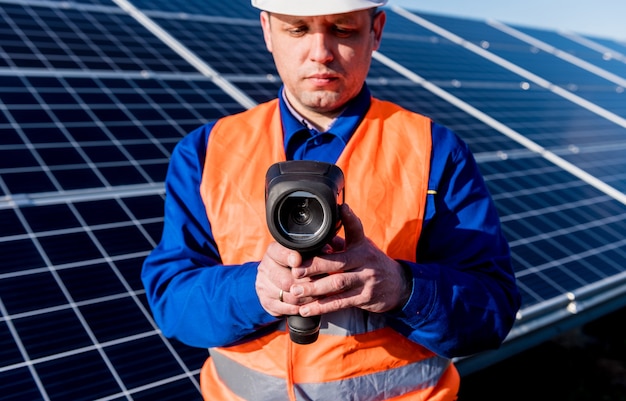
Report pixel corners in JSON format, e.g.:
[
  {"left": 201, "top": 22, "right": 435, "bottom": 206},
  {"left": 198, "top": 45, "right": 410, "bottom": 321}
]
[
  {"left": 265, "top": 160, "right": 344, "bottom": 255},
  {"left": 265, "top": 160, "right": 345, "bottom": 344}
]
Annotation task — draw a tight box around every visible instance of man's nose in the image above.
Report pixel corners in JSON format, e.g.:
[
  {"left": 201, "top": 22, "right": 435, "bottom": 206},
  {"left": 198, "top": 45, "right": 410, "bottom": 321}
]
[{"left": 309, "top": 33, "right": 334, "bottom": 64}]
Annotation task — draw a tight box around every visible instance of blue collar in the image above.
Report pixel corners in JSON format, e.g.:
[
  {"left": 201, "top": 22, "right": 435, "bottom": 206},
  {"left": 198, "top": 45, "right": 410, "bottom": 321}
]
[{"left": 279, "top": 84, "right": 372, "bottom": 153}]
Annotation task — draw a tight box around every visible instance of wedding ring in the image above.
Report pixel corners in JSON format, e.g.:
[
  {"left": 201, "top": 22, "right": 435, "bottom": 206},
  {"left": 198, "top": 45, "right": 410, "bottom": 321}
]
[{"left": 279, "top": 289, "right": 284, "bottom": 302}]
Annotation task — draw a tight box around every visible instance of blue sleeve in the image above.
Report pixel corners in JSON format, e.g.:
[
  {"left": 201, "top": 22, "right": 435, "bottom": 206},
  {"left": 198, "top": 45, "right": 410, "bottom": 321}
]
[
  {"left": 387, "top": 123, "right": 521, "bottom": 358},
  {"left": 141, "top": 123, "right": 279, "bottom": 348}
]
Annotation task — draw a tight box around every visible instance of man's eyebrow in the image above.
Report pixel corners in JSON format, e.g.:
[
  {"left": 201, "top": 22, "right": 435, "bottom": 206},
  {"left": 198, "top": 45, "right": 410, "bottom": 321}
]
[
  {"left": 276, "top": 15, "right": 307, "bottom": 25},
  {"left": 331, "top": 15, "right": 359, "bottom": 25}
]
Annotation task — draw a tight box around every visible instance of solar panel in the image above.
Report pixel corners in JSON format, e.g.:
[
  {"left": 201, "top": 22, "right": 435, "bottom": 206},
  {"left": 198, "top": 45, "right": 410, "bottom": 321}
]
[
  {"left": 1, "top": 0, "right": 625, "bottom": 398},
  {"left": 513, "top": 26, "right": 626, "bottom": 80},
  {"left": 419, "top": 14, "right": 626, "bottom": 121},
  {"left": 0, "top": 73, "right": 245, "bottom": 195},
  {"left": 0, "top": 2, "right": 197, "bottom": 72}
]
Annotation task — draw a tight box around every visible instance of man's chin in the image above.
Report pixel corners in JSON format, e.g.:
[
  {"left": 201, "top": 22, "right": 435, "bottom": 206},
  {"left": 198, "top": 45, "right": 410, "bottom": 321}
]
[{"left": 301, "top": 92, "right": 347, "bottom": 113}]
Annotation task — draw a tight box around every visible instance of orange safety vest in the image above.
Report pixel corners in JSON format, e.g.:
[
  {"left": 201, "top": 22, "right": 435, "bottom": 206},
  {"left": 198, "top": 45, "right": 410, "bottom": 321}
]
[{"left": 199, "top": 98, "right": 460, "bottom": 401}]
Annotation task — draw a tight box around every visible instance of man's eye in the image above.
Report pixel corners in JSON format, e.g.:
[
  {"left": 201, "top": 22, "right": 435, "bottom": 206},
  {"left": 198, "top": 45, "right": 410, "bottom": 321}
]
[
  {"left": 288, "top": 27, "right": 307, "bottom": 36},
  {"left": 333, "top": 27, "right": 355, "bottom": 37}
]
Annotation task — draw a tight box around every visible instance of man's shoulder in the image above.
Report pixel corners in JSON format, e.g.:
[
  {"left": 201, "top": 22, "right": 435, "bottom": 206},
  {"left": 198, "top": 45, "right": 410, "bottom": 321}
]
[{"left": 178, "top": 121, "right": 216, "bottom": 150}]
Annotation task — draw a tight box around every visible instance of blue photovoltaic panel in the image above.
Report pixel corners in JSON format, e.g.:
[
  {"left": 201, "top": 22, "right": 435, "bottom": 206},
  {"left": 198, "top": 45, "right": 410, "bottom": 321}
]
[
  {"left": 387, "top": 10, "right": 626, "bottom": 312},
  {"left": 0, "top": 73, "right": 245, "bottom": 196},
  {"left": 1, "top": 1, "right": 626, "bottom": 399},
  {"left": 381, "top": 12, "right": 622, "bottom": 136},
  {"left": 588, "top": 36, "right": 626, "bottom": 58},
  {"left": 418, "top": 13, "right": 626, "bottom": 121},
  {"left": 0, "top": 3, "right": 196, "bottom": 73},
  {"left": 136, "top": 0, "right": 259, "bottom": 19},
  {"left": 0, "top": 195, "right": 207, "bottom": 400},
  {"left": 479, "top": 155, "right": 626, "bottom": 301},
  {"left": 368, "top": 81, "right": 524, "bottom": 152},
  {"left": 153, "top": 15, "right": 276, "bottom": 76},
  {"left": 47, "top": 0, "right": 116, "bottom": 4},
  {"left": 380, "top": 11, "right": 626, "bottom": 207},
  {"left": 514, "top": 26, "right": 626, "bottom": 80}
]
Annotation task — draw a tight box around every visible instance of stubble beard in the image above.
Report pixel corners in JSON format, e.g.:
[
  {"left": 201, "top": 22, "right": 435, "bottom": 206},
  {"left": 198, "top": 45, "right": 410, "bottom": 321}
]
[{"left": 297, "top": 84, "right": 362, "bottom": 117}]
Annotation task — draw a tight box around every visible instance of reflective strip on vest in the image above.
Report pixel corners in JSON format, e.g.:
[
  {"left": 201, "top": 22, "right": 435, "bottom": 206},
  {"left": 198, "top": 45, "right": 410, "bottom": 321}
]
[
  {"left": 211, "top": 349, "right": 452, "bottom": 401},
  {"left": 200, "top": 98, "right": 458, "bottom": 400},
  {"left": 211, "top": 351, "right": 290, "bottom": 401}
]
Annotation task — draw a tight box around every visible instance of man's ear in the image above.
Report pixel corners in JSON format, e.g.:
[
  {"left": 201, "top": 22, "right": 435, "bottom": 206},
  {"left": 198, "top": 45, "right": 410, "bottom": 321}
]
[
  {"left": 260, "top": 11, "right": 273, "bottom": 53},
  {"left": 372, "top": 11, "right": 386, "bottom": 51}
]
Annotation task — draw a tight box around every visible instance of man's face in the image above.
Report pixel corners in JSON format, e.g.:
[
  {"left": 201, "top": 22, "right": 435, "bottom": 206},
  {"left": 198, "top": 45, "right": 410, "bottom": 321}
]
[{"left": 260, "top": 9, "right": 386, "bottom": 117}]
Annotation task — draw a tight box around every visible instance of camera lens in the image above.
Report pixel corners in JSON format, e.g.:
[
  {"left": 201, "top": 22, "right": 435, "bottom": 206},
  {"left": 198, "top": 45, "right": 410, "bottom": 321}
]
[
  {"left": 290, "top": 199, "right": 313, "bottom": 225},
  {"left": 278, "top": 191, "right": 326, "bottom": 241},
  {"left": 265, "top": 161, "right": 344, "bottom": 255}
]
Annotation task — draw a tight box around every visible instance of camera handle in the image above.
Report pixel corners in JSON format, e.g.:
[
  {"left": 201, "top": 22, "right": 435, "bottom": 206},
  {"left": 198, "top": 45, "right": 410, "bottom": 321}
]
[
  {"left": 287, "top": 263, "right": 327, "bottom": 345},
  {"left": 286, "top": 267, "right": 327, "bottom": 345},
  {"left": 287, "top": 315, "right": 321, "bottom": 344}
]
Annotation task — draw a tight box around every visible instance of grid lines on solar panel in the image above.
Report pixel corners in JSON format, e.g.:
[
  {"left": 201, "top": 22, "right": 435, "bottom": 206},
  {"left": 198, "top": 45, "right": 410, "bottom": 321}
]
[
  {"left": 480, "top": 154, "right": 626, "bottom": 309},
  {"left": 153, "top": 14, "right": 276, "bottom": 77},
  {"left": 380, "top": 9, "right": 626, "bottom": 198},
  {"left": 368, "top": 82, "right": 525, "bottom": 153},
  {"left": 586, "top": 36, "right": 626, "bottom": 61},
  {"left": 0, "top": 0, "right": 624, "bottom": 398},
  {"left": 443, "top": 84, "right": 624, "bottom": 147},
  {"left": 0, "top": 74, "right": 244, "bottom": 195},
  {"left": 384, "top": 10, "right": 626, "bottom": 108},
  {"left": 47, "top": 0, "right": 116, "bottom": 5},
  {"left": 417, "top": 13, "right": 626, "bottom": 119},
  {"left": 560, "top": 146, "right": 626, "bottom": 193},
  {"left": 381, "top": 11, "right": 620, "bottom": 117},
  {"left": 135, "top": 0, "right": 259, "bottom": 19},
  {"left": 382, "top": 12, "right": 517, "bottom": 83},
  {"left": 0, "top": 194, "right": 206, "bottom": 400},
  {"left": 228, "top": 79, "right": 283, "bottom": 104},
  {"left": 0, "top": 2, "right": 196, "bottom": 73},
  {"left": 514, "top": 26, "right": 626, "bottom": 82}
]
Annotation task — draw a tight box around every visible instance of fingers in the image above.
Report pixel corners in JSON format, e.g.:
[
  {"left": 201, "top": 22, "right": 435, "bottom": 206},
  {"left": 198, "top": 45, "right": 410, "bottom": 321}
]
[
  {"left": 258, "top": 205, "right": 409, "bottom": 318},
  {"left": 296, "top": 283, "right": 362, "bottom": 317},
  {"left": 291, "top": 269, "right": 355, "bottom": 296},
  {"left": 256, "top": 242, "right": 303, "bottom": 316},
  {"left": 265, "top": 242, "right": 302, "bottom": 269},
  {"left": 324, "top": 235, "right": 346, "bottom": 253},
  {"left": 257, "top": 241, "right": 328, "bottom": 317},
  {"left": 289, "top": 204, "right": 364, "bottom": 280},
  {"left": 256, "top": 273, "right": 300, "bottom": 317},
  {"left": 292, "top": 263, "right": 406, "bottom": 316},
  {"left": 340, "top": 203, "right": 365, "bottom": 246},
  {"left": 258, "top": 204, "right": 391, "bottom": 318}
]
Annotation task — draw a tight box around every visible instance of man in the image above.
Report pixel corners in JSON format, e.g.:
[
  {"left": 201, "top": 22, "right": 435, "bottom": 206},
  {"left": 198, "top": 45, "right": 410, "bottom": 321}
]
[{"left": 142, "top": 0, "right": 521, "bottom": 400}]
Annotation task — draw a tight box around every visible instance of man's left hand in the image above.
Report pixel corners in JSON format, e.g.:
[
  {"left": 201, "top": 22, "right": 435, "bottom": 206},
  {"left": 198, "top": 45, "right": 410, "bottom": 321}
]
[{"left": 289, "top": 204, "right": 412, "bottom": 317}]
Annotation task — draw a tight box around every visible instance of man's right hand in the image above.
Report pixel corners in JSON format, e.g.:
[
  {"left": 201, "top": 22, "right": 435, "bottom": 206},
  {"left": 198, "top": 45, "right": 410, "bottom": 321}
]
[{"left": 256, "top": 242, "right": 313, "bottom": 317}]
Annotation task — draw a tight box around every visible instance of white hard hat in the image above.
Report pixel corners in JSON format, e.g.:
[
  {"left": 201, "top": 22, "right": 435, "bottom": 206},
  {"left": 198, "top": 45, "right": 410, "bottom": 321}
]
[{"left": 251, "top": 0, "right": 388, "bottom": 16}]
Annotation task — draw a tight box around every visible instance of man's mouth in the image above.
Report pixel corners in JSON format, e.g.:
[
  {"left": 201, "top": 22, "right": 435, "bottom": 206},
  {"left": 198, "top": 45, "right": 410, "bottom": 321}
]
[{"left": 307, "top": 74, "right": 339, "bottom": 86}]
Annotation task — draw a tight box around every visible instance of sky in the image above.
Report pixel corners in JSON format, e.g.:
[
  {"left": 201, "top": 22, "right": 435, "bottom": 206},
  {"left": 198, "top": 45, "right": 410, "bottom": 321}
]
[{"left": 390, "top": 0, "right": 626, "bottom": 40}]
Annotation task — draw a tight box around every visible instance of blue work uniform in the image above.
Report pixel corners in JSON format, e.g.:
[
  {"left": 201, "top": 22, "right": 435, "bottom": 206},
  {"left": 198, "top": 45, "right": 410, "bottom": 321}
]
[{"left": 142, "top": 85, "right": 521, "bottom": 358}]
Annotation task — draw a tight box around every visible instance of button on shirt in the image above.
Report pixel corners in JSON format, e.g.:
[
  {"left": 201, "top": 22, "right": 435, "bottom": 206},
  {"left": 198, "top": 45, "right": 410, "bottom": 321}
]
[{"left": 281, "top": 85, "right": 371, "bottom": 163}]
